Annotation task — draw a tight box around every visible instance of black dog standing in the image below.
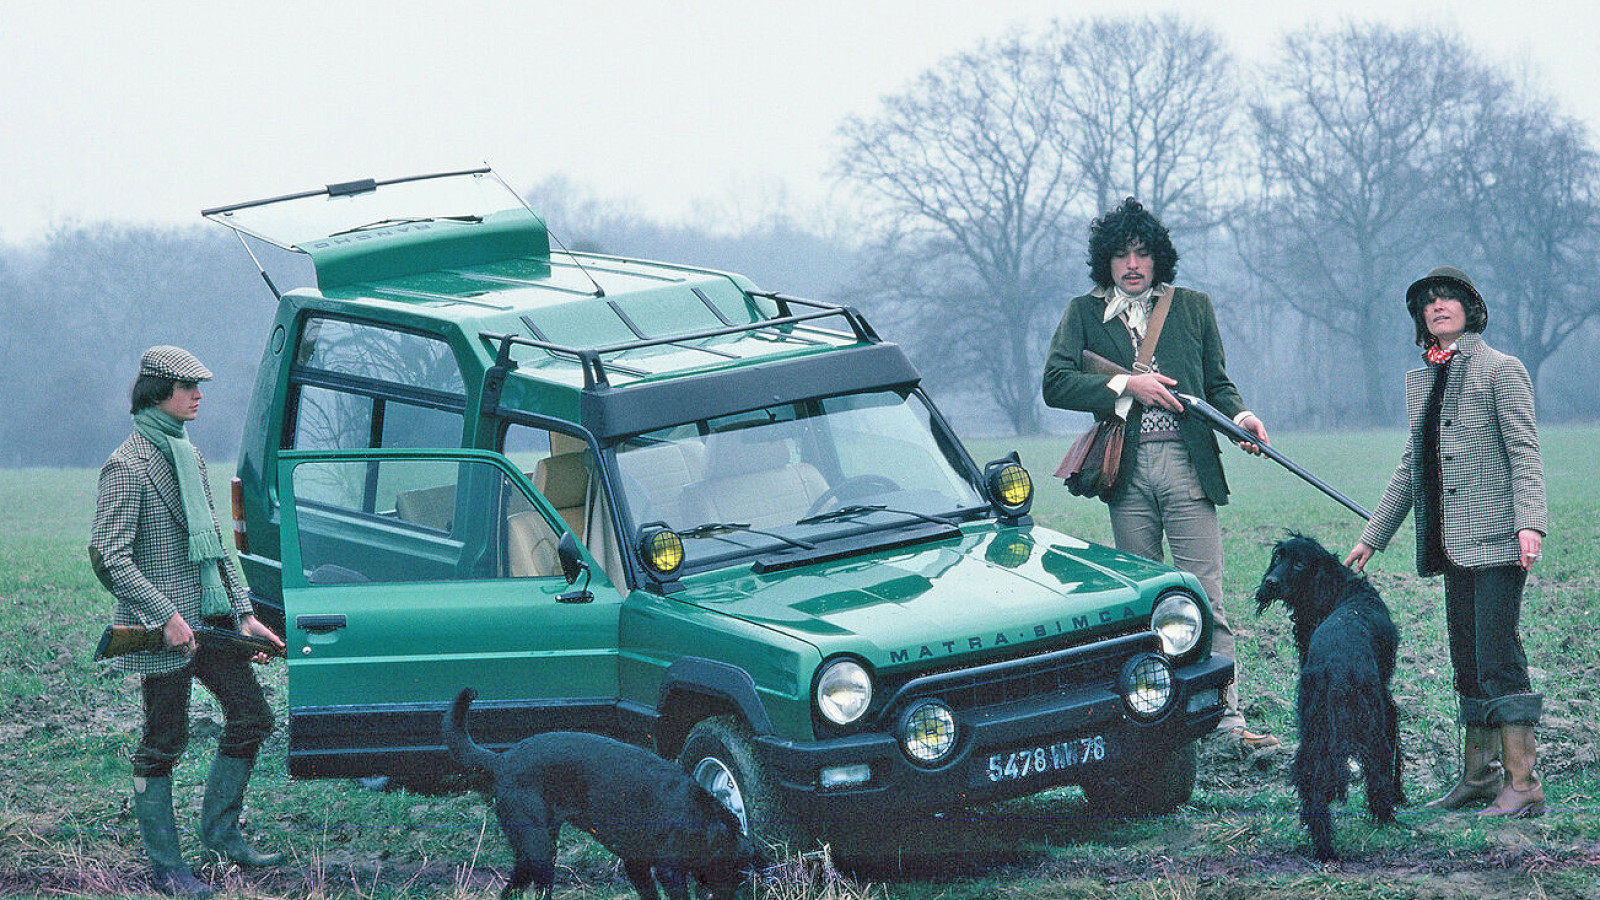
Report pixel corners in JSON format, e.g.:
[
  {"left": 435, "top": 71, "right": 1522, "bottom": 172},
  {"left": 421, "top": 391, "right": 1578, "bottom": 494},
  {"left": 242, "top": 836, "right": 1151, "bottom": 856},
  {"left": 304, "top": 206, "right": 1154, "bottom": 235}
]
[
  {"left": 443, "top": 688, "right": 754, "bottom": 900},
  {"left": 1254, "top": 534, "right": 1404, "bottom": 861}
]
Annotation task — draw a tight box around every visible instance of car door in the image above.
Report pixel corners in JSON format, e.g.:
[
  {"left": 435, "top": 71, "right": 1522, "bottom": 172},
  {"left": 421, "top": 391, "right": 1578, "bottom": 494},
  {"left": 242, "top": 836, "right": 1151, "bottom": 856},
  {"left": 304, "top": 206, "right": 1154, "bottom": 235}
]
[{"left": 276, "top": 447, "right": 622, "bottom": 778}]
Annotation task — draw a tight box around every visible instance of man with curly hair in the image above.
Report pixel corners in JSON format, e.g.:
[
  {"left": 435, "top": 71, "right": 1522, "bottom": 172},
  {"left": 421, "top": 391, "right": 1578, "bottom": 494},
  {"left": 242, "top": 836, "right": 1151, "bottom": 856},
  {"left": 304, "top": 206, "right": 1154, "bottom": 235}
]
[{"left": 1042, "top": 198, "right": 1277, "bottom": 750}]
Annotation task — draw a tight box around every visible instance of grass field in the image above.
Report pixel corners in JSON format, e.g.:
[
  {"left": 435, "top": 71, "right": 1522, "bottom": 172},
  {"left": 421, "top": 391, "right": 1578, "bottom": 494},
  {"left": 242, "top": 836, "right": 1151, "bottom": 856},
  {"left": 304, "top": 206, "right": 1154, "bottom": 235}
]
[{"left": 2, "top": 427, "right": 1597, "bottom": 899}]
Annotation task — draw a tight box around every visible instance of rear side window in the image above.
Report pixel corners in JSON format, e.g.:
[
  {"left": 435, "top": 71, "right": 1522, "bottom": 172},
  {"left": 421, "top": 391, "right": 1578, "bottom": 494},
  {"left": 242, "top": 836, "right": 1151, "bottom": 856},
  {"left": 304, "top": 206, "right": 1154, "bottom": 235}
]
[{"left": 288, "top": 317, "right": 466, "bottom": 451}]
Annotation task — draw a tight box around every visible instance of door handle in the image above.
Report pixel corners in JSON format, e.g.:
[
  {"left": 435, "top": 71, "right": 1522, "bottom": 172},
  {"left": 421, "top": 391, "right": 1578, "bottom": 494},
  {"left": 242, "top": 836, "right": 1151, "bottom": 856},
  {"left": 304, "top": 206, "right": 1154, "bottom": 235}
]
[{"left": 296, "top": 614, "right": 348, "bottom": 634}]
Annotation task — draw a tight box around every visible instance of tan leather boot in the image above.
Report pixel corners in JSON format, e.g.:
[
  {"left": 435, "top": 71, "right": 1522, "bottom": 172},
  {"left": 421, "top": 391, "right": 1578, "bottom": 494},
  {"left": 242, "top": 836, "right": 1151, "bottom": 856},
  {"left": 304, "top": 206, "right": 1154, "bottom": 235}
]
[
  {"left": 1426, "top": 724, "right": 1502, "bottom": 810},
  {"left": 1480, "top": 724, "right": 1545, "bottom": 818}
]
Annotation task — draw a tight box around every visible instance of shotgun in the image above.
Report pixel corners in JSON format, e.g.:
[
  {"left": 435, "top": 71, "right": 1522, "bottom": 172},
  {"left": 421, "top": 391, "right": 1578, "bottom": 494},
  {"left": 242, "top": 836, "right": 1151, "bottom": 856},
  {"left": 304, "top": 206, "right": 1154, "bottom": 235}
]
[
  {"left": 1081, "top": 350, "right": 1372, "bottom": 520},
  {"left": 93, "top": 623, "right": 285, "bottom": 662}
]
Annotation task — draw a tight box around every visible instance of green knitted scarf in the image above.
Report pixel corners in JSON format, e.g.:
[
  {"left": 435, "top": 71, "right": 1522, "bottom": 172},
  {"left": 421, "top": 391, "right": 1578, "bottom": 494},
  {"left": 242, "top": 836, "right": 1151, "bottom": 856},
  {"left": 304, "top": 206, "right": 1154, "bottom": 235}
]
[{"left": 133, "top": 408, "right": 231, "bottom": 618}]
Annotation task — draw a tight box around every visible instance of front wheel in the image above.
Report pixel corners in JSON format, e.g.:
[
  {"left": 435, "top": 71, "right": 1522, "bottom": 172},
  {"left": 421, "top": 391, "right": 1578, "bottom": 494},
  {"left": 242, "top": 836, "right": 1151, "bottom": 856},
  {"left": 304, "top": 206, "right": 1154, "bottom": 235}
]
[
  {"left": 679, "top": 715, "right": 811, "bottom": 852},
  {"left": 1080, "top": 740, "right": 1197, "bottom": 817}
]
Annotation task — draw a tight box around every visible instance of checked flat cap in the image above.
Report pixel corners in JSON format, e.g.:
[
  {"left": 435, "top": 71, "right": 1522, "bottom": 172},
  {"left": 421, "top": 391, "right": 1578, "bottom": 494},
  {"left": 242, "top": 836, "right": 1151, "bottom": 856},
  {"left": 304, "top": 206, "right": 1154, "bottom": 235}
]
[{"left": 138, "top": 345, "right": 213, "bottom": 382}]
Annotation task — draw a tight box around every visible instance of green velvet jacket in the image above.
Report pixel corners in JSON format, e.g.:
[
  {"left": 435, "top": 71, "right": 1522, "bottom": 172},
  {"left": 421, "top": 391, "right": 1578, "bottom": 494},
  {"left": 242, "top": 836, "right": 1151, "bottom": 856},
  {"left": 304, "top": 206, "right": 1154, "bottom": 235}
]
[{"left": 1041, "top": 285, "right": 1249, "bottom": 505}]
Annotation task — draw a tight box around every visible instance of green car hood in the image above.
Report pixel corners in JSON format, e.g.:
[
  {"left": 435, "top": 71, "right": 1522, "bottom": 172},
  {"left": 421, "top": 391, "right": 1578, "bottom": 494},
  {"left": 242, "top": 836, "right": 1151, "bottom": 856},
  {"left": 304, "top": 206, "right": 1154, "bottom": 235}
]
[{"left": 671, "top": 528, "right": 1190, "bottom": 668}]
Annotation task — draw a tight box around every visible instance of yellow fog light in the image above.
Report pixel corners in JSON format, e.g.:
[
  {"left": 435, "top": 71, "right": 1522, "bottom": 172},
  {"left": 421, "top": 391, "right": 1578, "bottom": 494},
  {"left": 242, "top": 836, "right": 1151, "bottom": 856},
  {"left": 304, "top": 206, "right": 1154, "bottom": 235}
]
[
  {"left": 1120, "top": 654, "right": 1175, "bottom": 721},
  {"left": 637, "top": 526, "right": 684, "bottom": 578},
  {"left": 984, "top": 454, "right": 1033, "bottom": 518},
  {"left": 900, "top": 700, "right": 958, "bottom": 765}
]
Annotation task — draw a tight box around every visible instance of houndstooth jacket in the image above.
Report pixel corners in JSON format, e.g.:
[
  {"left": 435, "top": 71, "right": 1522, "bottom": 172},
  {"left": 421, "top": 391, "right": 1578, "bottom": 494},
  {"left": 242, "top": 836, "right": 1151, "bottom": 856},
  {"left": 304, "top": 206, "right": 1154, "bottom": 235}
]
[
  {"left": 89, "top": 431, "right": 253, "bottom": 676},
  {"left": 1359, "top": 333, "right": 1547, "bottom": 575}
]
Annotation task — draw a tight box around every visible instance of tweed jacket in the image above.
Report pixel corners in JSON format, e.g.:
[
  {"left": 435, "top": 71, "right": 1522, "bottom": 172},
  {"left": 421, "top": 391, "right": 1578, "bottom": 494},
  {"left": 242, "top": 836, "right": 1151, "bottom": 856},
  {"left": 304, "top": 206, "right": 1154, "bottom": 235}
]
[
  {"left": 1042, "top": 285, "right": 1248, "bottom": 505},
  {"left": 89, "top": 431, "right": 252, "bottom": 675},
  {"left": 1359, "top": 333, "right": 1547, "bottom": 574}
]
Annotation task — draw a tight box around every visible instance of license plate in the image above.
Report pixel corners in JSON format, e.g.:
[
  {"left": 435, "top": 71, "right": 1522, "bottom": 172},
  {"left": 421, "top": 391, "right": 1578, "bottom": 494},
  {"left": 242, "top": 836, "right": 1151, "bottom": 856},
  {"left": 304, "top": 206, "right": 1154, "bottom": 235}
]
[{"left": 985, "top": 734, "right": 1107, "bottom": 783}]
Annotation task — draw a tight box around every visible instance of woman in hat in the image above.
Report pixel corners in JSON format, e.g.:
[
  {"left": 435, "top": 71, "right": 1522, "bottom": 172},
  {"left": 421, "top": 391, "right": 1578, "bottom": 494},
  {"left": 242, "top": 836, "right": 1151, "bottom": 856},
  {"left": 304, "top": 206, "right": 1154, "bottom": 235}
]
[
  {"left": 1345, "top": 268, "right": 1548, "bottom": 818},
  {"left": 90, "top": 346, "right": 286, "bottom": 896}
]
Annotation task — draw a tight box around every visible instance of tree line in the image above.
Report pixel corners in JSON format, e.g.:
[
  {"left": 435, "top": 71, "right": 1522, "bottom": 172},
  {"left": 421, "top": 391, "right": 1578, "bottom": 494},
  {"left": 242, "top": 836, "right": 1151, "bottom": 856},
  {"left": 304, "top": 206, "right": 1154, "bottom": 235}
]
[
  {"left": 3, "top": 18, "right": 1599, "bottom": 468},
  {"left": 833, "top": 17, "right": 1600, "bottom": 434}
]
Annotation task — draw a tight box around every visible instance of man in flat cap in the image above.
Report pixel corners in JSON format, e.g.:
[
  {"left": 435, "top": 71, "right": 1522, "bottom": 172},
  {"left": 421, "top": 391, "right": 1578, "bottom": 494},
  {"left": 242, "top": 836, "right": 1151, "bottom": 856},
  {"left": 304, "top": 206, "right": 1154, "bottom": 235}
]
[{"left": 90, "top": 346, "right": 286, "bottom": 896}]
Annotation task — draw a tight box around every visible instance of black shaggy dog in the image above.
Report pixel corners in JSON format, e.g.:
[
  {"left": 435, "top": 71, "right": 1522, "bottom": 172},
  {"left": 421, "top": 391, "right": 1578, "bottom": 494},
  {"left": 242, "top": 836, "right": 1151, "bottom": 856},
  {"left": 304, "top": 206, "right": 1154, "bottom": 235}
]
[
  {"left": 1254, "top": 533, "right": 1404, "bottom": 862},
  {"left": 444, "top": 688, "right": 755, "bottom": 900}
]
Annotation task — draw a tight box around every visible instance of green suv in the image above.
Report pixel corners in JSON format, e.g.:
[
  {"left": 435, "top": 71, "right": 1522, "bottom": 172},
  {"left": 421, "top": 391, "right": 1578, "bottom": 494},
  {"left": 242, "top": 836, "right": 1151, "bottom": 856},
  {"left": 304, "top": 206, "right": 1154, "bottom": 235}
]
[{"left": 206, "top": 168, "right": 1232, "bottom": 844}]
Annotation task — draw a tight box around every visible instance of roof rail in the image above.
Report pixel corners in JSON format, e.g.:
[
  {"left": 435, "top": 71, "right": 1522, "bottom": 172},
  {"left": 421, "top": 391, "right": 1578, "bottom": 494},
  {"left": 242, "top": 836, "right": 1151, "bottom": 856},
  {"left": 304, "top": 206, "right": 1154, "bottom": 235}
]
[{"left": 480, "top": 294, "right": 880, "bottom": 391}]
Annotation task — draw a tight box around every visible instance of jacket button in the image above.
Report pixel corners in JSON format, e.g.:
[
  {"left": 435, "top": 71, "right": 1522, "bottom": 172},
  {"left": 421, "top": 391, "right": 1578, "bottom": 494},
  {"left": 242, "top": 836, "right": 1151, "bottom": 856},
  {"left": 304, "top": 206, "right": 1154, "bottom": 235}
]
[
  {"left": 1446, "top": 488, "right": 1457, "bottom": 495},
  {"left": 1443, "top": 420, "right": 1452, "bottom": 426}
]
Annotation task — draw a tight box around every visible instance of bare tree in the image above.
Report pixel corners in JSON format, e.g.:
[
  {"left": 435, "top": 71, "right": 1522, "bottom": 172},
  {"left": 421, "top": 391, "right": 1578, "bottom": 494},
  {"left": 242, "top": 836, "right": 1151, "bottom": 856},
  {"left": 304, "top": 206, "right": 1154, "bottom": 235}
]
[
  {"left": 1052, "top": 15, "right": 1244, "bottom": 232},
  {"left": 1246, "top": 25, "right": 1499, "bottom": 424},
  {"left": 1, "top": 224, "right": 270, "bottom": 466},
  {"left": 1439, "top": 89, "right": 1600, "bottom": 382},
  {"left": 835, "top": 31, "right": 1082, "bottom": 434}
]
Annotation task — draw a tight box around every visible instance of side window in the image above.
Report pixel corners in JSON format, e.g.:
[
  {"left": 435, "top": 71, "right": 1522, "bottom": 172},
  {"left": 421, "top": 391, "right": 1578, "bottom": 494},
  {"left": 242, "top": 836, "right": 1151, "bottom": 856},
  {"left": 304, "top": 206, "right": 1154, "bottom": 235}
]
[
  {"left": 291, "top": 457, "right": 564, "bottom": 583},
  {"left": 288, "top": 317, "right": 467, "bottom": 451},
  {"left": 501, "top": 425, "right": 590, "bottom": 536},
  {"left": 502, "top": 423, "right": 628, "bottom": 589}
]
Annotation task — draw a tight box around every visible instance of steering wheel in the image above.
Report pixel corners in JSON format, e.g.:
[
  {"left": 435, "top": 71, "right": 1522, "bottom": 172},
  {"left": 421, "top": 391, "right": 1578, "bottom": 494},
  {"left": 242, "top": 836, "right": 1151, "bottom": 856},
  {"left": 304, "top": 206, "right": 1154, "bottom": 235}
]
[{"left": 802, "top": 474, "right": 903, "bottom": 519}]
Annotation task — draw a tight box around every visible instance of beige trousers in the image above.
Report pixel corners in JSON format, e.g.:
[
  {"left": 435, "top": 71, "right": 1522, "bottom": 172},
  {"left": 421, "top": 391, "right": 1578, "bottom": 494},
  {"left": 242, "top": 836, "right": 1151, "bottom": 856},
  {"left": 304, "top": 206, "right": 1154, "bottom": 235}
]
[{"left": 1109, "top": 440, "right": 1241, "bottom": 730}]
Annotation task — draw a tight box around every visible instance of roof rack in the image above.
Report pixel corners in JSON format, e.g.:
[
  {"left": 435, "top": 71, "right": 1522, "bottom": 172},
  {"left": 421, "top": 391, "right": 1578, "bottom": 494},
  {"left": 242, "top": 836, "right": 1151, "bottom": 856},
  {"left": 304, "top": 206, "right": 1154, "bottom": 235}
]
[{"left": 480, "top": 292, "right": 881, "bottom": 391}]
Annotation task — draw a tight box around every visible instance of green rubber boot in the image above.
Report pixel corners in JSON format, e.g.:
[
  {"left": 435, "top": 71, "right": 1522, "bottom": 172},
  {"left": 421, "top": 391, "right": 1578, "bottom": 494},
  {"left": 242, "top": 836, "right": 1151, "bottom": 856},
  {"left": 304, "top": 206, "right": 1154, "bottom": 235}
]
[
  {"left": 199, "top": 755, "right": 285, "bottom": 867},
  {"left": 132, "top": 776, "right": 214, "bottom": 897}
]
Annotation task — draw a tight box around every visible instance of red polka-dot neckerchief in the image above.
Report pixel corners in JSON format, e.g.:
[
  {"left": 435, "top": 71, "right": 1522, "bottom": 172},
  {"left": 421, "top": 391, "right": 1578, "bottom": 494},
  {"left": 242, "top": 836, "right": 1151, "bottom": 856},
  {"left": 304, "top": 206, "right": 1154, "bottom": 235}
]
[{"left": 1425, "top": 343, "right": 1457, "bottom": 366}]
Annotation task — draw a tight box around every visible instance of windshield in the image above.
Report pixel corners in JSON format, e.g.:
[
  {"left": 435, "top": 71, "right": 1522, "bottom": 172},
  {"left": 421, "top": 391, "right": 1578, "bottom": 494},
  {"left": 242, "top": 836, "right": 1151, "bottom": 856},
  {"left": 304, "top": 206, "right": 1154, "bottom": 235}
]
[
  {"left": 612, "top": 390, "right": 987, "bottom": 571},
  {"left": 202, "top": 169, "right": 528, "bottom": 250}
]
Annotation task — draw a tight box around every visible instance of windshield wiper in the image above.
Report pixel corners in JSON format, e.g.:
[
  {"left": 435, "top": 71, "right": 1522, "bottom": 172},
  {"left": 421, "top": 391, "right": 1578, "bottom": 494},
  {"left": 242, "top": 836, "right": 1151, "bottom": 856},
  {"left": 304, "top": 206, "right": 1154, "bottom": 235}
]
[
  {"left": 795, "top": 504, "right": 958, "bottom": 528},
  {"left": 327, "top": 215, "right": 483, "bottom": 237},
  {"left": 678, "top": 521, "right": 815, "bottom": 551}
]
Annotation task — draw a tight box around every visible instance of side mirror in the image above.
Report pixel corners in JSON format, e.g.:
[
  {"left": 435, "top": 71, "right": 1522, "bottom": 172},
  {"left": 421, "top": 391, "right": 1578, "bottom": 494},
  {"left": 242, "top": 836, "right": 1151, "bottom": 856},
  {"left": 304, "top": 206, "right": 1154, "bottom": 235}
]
[{"left": 556, "top": 532, "right": 594, "bottom": 603}]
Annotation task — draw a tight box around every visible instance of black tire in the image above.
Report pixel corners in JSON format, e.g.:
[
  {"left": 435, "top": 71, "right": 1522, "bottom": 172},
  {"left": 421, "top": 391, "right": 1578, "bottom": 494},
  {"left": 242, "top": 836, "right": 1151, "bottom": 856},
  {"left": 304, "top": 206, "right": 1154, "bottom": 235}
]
[
  {"left": 678, "top": 715, "right": 811, "bottom": 852},
  {"left": 1080, "top": 740, "right": 1197, "bottom": 817}
]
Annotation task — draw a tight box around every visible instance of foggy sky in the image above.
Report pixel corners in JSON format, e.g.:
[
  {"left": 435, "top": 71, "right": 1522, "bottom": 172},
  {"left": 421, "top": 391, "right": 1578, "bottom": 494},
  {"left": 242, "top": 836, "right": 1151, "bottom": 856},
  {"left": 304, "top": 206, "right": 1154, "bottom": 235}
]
[{"left": 3, "top": 0, "right": 1597, "bottom": 242}]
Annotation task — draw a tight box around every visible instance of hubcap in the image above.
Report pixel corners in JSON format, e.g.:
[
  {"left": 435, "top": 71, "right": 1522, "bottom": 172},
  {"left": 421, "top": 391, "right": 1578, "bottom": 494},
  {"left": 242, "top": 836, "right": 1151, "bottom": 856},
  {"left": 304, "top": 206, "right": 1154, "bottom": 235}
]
[{"left": 692, "top": 757, "right": 749, "bottom": 831}]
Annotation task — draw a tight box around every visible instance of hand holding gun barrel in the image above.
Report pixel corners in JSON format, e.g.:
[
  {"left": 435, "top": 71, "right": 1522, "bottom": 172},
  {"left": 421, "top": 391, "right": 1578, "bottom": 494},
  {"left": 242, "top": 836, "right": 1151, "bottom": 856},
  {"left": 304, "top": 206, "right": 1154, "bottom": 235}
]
[{"left": 1081, "top": 349, "right": 1371, "bottom": 520}]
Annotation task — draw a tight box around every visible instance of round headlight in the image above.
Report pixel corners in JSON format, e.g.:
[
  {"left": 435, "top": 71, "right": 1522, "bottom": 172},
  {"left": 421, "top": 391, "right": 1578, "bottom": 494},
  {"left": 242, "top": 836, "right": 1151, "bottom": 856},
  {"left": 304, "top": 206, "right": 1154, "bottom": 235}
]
[
  {"left": 1152, "top": 592, "right": 1203, "bottom": 657},
  {"left": 815, "top": 659, "right": 873, "bottom": 726},
  {"left": 986, "top": 461, "right": 1033, "bottom": 517},
  {"left": 1120, "top": 654, "right": 1175, "bottom": 721},
  {"left": 900, "top": 700, "right": 958, "bottom": 765},
  {"left": 637, "top": 526, "right": 684, "bottom": 578}
]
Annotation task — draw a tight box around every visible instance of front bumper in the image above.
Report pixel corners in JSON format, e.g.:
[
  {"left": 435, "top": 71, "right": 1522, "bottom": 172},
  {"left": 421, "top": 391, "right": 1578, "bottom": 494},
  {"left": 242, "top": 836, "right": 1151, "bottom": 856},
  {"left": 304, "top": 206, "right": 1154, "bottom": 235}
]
[{"left": 755, "top": 652, "right": 1233, "bottom": 820}]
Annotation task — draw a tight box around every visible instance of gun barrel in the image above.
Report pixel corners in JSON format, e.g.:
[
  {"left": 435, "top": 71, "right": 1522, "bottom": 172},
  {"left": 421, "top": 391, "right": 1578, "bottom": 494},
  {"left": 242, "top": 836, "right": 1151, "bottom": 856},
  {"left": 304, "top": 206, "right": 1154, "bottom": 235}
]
[
  {"left": 1076, "top": 350, "right": 1370, "bottom": 521},
  {"left": 1176, "top": 393, "right": 1372, "bottom": 521},
  {"left": 193, "top": 624, "right": 285, "bottom": 658}
]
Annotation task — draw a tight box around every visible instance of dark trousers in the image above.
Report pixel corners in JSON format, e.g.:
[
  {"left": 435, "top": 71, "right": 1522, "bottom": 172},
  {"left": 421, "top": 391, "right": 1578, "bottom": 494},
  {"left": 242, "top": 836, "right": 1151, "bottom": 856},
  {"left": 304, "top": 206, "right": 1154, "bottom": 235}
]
[
  {"left": 1443, "top": 561, "right": 1534, "bottom": 722},
  {"left": 132, "top": 642, "right": 274, "bottom": 778}
]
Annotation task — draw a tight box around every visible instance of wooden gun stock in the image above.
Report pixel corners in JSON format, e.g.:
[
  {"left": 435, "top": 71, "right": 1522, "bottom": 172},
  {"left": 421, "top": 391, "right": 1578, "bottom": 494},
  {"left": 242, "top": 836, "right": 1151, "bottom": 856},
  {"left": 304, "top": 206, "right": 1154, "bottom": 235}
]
[{"left": 1080, "top": 349, "right": 1132, "bottom": 377}]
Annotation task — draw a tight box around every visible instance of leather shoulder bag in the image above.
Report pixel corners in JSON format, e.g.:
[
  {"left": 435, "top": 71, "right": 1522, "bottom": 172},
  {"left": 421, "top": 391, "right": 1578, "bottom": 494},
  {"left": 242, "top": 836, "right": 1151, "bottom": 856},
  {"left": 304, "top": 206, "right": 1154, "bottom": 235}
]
[{"left": 1055, "top": 287, "right": 1172, "bottom": 499}]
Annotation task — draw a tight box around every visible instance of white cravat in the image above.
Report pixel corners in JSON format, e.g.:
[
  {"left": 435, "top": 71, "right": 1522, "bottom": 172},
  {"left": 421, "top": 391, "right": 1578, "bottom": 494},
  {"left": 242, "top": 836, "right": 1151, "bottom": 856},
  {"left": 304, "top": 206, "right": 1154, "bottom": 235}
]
[
  {"left": 1103, "top": 285, "right": 1159, "bottom": 419},
  {"left": 1103, "top": 285, "right": 1157, "bottom": 340}
]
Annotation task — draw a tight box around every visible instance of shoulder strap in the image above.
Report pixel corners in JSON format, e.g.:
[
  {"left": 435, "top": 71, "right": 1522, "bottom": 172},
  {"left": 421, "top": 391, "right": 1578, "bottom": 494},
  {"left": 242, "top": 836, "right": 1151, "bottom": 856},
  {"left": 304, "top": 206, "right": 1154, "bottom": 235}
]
[{"left": 1133, "top": 286, "right": 1173, "bottom": 373}]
